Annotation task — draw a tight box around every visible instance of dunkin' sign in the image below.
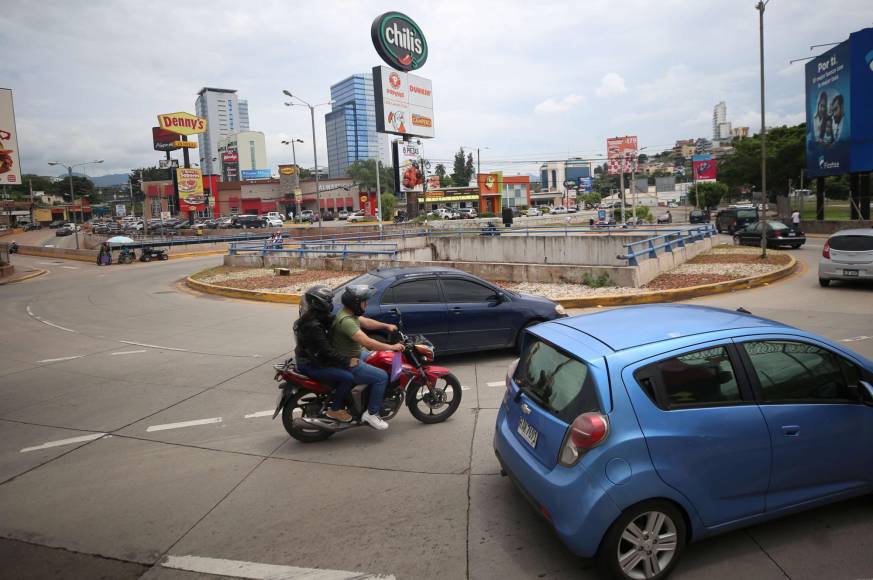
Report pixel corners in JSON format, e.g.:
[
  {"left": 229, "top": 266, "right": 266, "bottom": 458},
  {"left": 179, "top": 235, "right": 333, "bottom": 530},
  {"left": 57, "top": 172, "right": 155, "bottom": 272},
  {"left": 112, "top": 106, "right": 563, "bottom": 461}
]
[
  {"left": 371, "top": 11, "right": 428, "bottom": 72},
  {"left": 158, "top": 112, "right": 207, "bottom": 136}
]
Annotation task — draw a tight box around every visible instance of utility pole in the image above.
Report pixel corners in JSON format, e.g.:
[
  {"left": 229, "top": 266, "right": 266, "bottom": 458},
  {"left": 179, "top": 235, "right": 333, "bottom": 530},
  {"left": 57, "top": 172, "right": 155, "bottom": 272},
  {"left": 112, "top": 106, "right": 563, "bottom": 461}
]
[
  {"left": 375, "top": 159, "right": 383, "bottom": 236},
  {"left": 757, "top": 0, "right": 770, "bottom": 258}
]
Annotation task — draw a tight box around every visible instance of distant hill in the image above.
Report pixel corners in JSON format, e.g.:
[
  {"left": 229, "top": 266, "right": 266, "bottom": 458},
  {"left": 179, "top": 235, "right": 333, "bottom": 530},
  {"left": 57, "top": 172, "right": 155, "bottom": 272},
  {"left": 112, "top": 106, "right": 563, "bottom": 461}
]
[{"left": 61, "top": 172, "right": 130, "bottom": 187}]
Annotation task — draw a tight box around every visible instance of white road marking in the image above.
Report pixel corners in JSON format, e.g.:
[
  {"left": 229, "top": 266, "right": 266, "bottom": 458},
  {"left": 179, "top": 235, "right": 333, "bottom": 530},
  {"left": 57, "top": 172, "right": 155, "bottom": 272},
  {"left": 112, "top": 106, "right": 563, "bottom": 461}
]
[
  {"left": 461, "top": 385, "right": 471, "bottom": 391},
  {"left": 20, "top": 433, "right": 107, "bottom": 453},
  {"left": 38, "top": 319, "right": 76, "bottom": 333},
  {"left": 120, "top": 340, "right": 187, "bottom": 352},
  {"left": 486, "top": 381, "right": 505, "bottom": 387},
  {"left": 840, "top": 336, "right": 871, "bottom": 343},
  {"left": 162, "top": 555, "right": 395, "bottom": 580},
  {"left": 146, "top": 417, "right": 222, "bottom": 432},
  {"left": 243, "top": 410, "right": 274, "bottom": 419},
  {"left": 37, "top": 355, "right": 84, "bottom": 363},
  {"left": 110, "top": 349, "right": 147, "bottom": 356},
  {"left": 61, "top": 266, "right": 78, "bottom": 270}
]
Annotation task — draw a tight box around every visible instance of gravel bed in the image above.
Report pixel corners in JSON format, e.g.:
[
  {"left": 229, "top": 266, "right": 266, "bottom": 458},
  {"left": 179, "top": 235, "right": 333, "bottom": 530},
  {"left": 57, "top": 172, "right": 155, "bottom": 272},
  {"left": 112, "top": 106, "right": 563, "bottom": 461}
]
[
  {"left": 253, "top": 275, "right": 355, "bottom": 294},
  {"left": 498, "top": 281, "right": 643, "bottom": 298}
]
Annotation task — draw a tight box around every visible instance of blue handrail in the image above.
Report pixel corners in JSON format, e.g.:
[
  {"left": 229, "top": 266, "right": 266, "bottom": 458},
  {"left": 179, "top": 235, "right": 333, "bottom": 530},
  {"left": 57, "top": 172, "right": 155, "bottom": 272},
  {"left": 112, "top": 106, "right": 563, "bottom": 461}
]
[{"left": 617, "top": 225, "right": 716, "bottom": 266}]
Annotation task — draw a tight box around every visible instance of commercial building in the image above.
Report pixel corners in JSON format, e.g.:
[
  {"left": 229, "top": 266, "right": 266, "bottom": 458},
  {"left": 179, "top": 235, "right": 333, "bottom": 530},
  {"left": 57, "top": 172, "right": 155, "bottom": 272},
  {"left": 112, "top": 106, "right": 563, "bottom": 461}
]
[
  {"left": 325, "top": 73, "right": 391, "bottom": 179},
  {"left": 217, "top": 131, "right": 268, "bottom": 181},
  {"left": 732, "top": 126, "right": 750, "bottom": 139},
  {"left": 713, "top": 101, "right": 727, "bottom": 141},
  {"left": 536, "top": 159, "right": 592, "bottom": 207},
  {"left": 195, "top": 87, "right": 250, "bottom": 177}
]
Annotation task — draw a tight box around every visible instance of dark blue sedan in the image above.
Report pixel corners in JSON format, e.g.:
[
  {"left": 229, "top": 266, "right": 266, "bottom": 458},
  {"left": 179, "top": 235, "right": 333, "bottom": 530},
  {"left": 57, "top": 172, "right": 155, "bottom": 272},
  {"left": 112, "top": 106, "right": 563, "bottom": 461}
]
[{"left": 333, "top": 267, "right": 567, "bottom": 354}]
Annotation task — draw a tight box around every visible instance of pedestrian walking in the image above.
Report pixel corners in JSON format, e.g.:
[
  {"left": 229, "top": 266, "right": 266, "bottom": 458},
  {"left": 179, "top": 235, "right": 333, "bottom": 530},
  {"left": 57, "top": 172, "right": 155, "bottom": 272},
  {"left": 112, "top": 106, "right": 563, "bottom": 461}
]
[{"left": 791, "top": 209, "right": 801, "bottom": 228}]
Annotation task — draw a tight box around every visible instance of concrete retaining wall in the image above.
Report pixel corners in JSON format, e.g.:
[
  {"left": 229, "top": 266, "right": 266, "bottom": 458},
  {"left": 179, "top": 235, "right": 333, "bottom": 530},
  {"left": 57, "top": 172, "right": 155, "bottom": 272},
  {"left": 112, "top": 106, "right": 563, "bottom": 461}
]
[
  {"left": 636, "top": 237, "right": 713, "bottom": 285},
  {"left": 3, "top": 244, "right": 98, "bottom": 262},
  {"left": 795, "top": 220, "right": 873, "bottom": 235}
]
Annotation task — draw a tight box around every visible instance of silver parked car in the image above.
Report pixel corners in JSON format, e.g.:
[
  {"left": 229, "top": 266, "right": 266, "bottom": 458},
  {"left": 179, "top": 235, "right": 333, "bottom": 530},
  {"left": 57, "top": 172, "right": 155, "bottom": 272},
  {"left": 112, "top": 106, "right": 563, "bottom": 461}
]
[{"left": 819, "top": 228, "right": 873, "bottom": 287}]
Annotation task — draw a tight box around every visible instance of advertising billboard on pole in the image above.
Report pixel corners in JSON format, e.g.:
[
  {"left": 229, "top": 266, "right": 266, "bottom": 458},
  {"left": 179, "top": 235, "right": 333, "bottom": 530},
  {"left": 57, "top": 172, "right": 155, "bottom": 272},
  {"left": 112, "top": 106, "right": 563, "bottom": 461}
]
[
  {"left": 393, "top": 140, "right": 424, "bottom": 193},
  {"left": 848, "top": 27, "right": 873, "bottom": 173},
  {"left": 373, "top": 66, "right": 434, "bottom": 138},
  {"left": 692, "top": 154, "right": 717, "bottom": 181},
  {"left": 0, "top": 89, "right": 22, "bottom": 185},
  {"left": 176, "top": 168, "right": 205, "bottom": 208},
  {"left": 607, "top": 136, "right": 638, "bottom": 175}
]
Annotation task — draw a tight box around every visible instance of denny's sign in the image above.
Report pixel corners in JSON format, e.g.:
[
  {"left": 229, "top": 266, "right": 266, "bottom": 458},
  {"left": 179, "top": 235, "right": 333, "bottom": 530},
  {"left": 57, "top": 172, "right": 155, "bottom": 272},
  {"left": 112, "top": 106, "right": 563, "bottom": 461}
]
[{"left": 158, "top": 112, "right": 207, "bottom": 136}]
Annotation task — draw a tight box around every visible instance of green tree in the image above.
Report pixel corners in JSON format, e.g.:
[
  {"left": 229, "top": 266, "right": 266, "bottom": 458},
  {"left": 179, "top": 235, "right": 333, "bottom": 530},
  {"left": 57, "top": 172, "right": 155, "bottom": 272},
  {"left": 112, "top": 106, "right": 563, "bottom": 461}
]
[
  {"left": 450, "top": 147, "right": 476, "bottom": 186},
  {"left": 690, "top": 181, "right": 729, "bottom": 208},
  {"left": 54, "top": 175, "right": 95, "bottom": 202},
  {"left": 578, "top": 192, "right": 602, "bottom": 207},
  {"left": 433, "top": 163, "right": 449, "bottom": 187},
  {"left": 718, "top": 124, "right": 805, "bottom": 201},
  {"left": 5, "top": 174, "right": 55, "bottom": 200},
  {"left": 380, "top": 192, "right": 396, "bottom": 221},
  {"left": 346, "top": 159, "right": 395, "bottom": 193}
]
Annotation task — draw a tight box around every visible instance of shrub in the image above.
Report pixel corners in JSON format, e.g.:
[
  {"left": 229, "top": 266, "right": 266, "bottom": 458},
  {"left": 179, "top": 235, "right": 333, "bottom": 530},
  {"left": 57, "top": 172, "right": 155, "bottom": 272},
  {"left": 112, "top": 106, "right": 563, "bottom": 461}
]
[
  {"left": 480, "top": 212, "right": 495, "bottom": 218},
  {"left": 541, "top": 207, "right": 551, "bottom": 214},
  {"left": 581, "top": 272, "right": 614, "bottom": 288}
]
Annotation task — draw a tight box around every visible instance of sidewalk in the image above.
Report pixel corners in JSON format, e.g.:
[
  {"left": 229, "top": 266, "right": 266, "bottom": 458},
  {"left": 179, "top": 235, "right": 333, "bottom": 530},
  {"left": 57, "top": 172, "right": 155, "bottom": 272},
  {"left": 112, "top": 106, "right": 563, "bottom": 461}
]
[{"left": 0, "top": 266, "right": 47, "bottom": 285}]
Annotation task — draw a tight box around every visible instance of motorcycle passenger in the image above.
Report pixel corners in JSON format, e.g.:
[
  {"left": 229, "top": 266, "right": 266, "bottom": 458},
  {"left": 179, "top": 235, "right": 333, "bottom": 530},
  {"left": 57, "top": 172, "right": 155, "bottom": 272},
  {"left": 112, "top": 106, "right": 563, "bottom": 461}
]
[
  {"left": 293, "top": 285, "right": 355, "bottom": 423},
  {"left": 331, "top": 285, "right": 402, "bottom": 431}
]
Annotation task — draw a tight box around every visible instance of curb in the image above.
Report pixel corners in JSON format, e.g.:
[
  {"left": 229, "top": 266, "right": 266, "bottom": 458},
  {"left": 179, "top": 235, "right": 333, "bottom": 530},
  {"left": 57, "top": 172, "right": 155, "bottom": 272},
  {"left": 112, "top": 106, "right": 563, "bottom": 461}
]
[
  {"left": 185, "top": 254, "right": 797, "bottom": 308},
  {"left": 0, "top": 269, "right": 48, "bottom": 285},
  {"left": 169, "top": 250, "right": 228, "bottom": 260},
  {"left": 185, "top": 276, "right": 300, "bottom": 304},
  {"left": 556, "top": 254, "right": 798, "bottom": 308}
]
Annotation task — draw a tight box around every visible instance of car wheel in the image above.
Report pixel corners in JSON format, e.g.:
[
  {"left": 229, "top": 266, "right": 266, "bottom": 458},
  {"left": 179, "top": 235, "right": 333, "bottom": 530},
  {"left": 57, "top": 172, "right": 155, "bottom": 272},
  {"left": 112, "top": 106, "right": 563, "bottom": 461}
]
[
  {"left": 819, "top": 277, "right": 831, "bottom": 287},
  {"left": 141, "top": 255, "right": 151, "bottom": 262},
  {"left": 790, "top": 244, "right": 801, "bottom": 249},
  {"left": 598, "top": 499, "right": 686, "bottom": 580}
]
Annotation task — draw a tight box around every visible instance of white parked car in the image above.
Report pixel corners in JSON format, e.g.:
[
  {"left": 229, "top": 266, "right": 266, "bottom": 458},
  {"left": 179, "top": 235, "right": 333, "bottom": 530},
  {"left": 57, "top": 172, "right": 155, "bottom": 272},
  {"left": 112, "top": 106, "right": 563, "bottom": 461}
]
[
  {"left": 347, "top": 211, "right": 366, "bottom": 223},
  {"left": 551, "top": 206, "right": 568, "bottom": 215},
  {"left": 265, "top": 217, "right": 284, "bottom": 227},
  {"left": 526, "top": 207, "right": 542, "bottom": 217},
  {"left": 819, "top": 228, "right": 873, "bottom": 287},
  {"left": 337, "top": 210, "right": 349, "bottom": 220},
  {"left": 457, "top": 208, "right": 478, "bottom": 219},
  {"left": 265, "top": 212, "right": 285, "bottom": 223}
]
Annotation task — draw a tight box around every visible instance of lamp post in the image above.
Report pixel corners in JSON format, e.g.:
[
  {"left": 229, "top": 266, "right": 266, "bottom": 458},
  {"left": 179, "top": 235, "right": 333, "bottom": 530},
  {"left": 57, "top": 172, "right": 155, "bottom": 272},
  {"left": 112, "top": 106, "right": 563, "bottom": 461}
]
[
  {"left": 281, "top": 138, "right": 303, "bottom": 167},
  {"left": 463, "top": 145, "right": 490, "bottom": 212},
  {"left": 281, "top": 139, "right": 304, "bottom": 219},
  {"left": 756, "top": 0, "right": 770, "bottom": 258},
  {"left": 283, "top": 91, "right": 332, "bottom": 238},
  {"left": 48, "top": 159, "right": 103, "bottom": 249}
]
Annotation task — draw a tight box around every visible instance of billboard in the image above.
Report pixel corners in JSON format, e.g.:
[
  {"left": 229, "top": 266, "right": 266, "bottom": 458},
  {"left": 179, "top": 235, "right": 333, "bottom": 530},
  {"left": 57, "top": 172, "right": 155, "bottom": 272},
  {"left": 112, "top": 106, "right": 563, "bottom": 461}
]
[
  {"left": 158, "top": 112, "right": 207, "bottom": 136},
  {"left": 373, "top": 65, "right": 434, "bottom": 138},
  {"left": 805, "top": 27, "right": 873, "bottom": 176},
  {"left": 692, "top": 154, "right": 717, "bottom": 180},
  {"left": 0, "top": 89, "right": 22, "bottom": 185},
  {"left": 371, "top": 12, "right": 429, "bottom": 72},
  {"left": 393, "top": 140, "right": 424, "bottom": 193},
  {"left": 176, "top": 167, "right": 205, "bottom": 208},
  {"left": 241, "top": 169, "right": 272, "bottom": 180},
  {"left": 578, "top": 177, "right": 594, "bottom": 193},
  {"left": 153, "top": 127, "right": 182, "bottom": 152},
  {"left": 478, "top": 172, "right": 503, "bottom": 195},
  {"left": 607, "top": 136, "right": 638, "bottom": 175}
]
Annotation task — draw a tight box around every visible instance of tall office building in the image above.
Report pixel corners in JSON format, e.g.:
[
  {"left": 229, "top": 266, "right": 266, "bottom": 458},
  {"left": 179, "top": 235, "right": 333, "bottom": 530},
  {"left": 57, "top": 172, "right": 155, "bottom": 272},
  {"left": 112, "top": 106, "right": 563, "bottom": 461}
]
[
  {"left": 195, "top": 87, "right": 250, "bottom": 177},
  {"left": 712, "top": 101, "right": 727, "bottom": 141},
  {"left": 325, "top": 73, "right": 391, "bottom": 179}
]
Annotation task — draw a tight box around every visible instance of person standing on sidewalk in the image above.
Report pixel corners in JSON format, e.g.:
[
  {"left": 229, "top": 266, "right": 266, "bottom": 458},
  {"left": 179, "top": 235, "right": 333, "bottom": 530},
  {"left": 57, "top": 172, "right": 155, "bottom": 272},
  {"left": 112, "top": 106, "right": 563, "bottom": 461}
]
[
  {"left": 791, "top": 209, "right": 801, "bottom": 229},
  {"left": 330, "top": 285, "right": 403, "bottom": 430}
]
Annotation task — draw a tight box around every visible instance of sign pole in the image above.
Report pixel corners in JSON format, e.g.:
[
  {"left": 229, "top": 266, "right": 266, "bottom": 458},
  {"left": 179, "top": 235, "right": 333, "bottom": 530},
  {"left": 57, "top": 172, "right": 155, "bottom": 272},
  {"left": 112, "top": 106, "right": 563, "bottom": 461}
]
[{"left": 375, "top": 159, "right": 383, "bottom": 237}]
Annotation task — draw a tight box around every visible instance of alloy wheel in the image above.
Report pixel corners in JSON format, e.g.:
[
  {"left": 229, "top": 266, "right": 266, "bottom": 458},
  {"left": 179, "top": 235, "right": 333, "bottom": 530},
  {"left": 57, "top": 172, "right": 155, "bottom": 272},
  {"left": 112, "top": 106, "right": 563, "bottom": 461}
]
[{"left": 617, "top": 510, "right": 678, "bottom": 580}]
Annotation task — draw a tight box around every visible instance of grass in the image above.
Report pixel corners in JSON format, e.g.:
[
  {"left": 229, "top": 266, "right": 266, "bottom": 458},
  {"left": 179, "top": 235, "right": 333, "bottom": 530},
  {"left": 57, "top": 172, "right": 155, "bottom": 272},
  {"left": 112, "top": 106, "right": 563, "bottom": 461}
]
[{"left": 799, "top": 202, "right": 850, "bottom": 220}]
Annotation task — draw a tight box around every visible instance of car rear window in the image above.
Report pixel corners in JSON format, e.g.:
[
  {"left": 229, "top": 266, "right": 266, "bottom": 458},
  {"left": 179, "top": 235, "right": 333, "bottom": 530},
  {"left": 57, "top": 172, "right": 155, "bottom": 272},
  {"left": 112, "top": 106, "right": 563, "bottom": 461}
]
[
  {"left": 513, "top": 339, "right": 600, "bottom": 423},
  {"left": 737, "top": 210, "right": 757, "bottom": 219},
  {"left": 829, "top": 235, "right": 873, "bottom": 252},
  {"left": 769, "top": 221, "right": 788, "bottom": 230}
]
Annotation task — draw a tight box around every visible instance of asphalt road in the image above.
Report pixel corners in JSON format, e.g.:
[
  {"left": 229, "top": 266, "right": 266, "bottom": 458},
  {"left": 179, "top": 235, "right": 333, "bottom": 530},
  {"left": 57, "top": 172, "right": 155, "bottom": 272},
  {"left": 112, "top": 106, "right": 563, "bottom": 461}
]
[{"left": 1, "top": 238, "right": 872, "bottom": 580}]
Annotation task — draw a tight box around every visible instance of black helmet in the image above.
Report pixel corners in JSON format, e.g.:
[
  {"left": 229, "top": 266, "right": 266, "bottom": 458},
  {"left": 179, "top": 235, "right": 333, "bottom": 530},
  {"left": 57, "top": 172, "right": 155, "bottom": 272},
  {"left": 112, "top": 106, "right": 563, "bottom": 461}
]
[
  {"left": 341, "top": 285, "right": 374, "bottom": 316},
  {"left": 302, "top": 285, "right": 334, "bottom": 315}
]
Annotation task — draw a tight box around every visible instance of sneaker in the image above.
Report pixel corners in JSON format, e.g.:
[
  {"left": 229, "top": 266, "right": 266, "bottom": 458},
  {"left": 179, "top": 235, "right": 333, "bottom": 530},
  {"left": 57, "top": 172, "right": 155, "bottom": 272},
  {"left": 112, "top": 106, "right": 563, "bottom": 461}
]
[
  {"left": 360, "top": 411, "right": 389, "bottom": 431},
  {"left": 325, "top": 409, "right": 353, "bottom": 422}
]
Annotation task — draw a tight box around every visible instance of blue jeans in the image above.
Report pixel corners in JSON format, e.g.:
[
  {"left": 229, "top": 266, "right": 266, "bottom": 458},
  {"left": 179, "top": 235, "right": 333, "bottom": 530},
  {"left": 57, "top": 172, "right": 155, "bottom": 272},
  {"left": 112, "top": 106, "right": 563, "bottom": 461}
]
[
  {"left": 297, "top": 363, "right": 354, "bottom": 411},
  {"left": 350, "top": 356, "right": 389, "bottom": 414}
]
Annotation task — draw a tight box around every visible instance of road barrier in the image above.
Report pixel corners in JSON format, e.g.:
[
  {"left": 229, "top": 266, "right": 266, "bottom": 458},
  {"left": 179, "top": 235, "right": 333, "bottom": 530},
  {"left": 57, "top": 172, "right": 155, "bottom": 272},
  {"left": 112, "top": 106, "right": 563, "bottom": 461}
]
[{"left": 617, "top": 225, "right": 716, "bottom": 266}]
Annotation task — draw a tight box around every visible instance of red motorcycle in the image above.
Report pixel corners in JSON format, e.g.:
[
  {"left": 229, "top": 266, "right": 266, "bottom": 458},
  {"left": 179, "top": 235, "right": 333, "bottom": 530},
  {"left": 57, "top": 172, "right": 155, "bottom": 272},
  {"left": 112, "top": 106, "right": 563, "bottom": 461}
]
[{"left": 272, "top": 330, "right": 462, "bottom": 442}]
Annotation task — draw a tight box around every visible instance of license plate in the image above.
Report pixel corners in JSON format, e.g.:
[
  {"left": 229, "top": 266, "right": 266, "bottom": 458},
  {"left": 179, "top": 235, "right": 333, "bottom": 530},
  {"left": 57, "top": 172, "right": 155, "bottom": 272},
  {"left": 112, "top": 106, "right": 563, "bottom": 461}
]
[
  {"left": 517, "top": 417, "right": 538, "bottom": 448},
  {"left": 787, "top": 232, "right": 795, "bottom": 236},
  {"left": 843, "top": 269, "right": 859, "bottom": 277}
]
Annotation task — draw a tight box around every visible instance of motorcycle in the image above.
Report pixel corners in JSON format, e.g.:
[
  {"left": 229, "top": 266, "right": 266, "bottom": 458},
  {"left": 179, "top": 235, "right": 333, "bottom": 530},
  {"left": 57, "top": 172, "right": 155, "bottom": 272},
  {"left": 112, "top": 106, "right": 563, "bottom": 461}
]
[
  {"left": 8, "top": 242, "right": 18, "bottom": 254},
  {"left": 272, "top": 328, "right": 462, "bottom": 442}
]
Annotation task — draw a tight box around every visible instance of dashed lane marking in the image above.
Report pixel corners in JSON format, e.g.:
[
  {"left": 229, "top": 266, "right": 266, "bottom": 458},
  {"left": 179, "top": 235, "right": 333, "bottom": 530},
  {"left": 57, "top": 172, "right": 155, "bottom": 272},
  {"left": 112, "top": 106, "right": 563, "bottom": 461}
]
[
  {"left": 120, "top": 340, "right": 187, "bottom": 352},
  {"left": 146, "top": 417, "right": 223, "bottom": 432},
  {"left": 61, "top": 266, "right": 78, "bottom": 270},
  {"left": 461, "top": 385, "right": 471, "bottom": 391},
  {"left": 26, "top": 305, "right": 76, "bottom": 333},
  {"left": 162, "top": 554, "right": 396, "bottom": 580},
  {"left": 243, "top": 410, "right": 274, "bottom": 419},
  {"left": 841, "top": 336, "right": 871, "bottom": 343},
  {"left": 110, "top": 349, "right": 148, "bottom": 356},
  {"left": 37, "top": 355, "right": 84, "bottom": 363},
  {"left": 486, "top": 380, "right": 505, "bottom": 387},
  {"left": 20, "top": 433, "right": 107, "bottom": 453}
]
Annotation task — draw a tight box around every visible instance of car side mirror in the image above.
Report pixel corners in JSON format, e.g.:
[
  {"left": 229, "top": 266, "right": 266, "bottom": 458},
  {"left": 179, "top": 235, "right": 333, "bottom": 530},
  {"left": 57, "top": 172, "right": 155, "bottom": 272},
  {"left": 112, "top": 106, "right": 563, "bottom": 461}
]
[
  {"left": 491, "top": 291, "right": 506, "bottom": 303},
  {"left": 860, "top": 380, "right": 873, "bottom": 405}
]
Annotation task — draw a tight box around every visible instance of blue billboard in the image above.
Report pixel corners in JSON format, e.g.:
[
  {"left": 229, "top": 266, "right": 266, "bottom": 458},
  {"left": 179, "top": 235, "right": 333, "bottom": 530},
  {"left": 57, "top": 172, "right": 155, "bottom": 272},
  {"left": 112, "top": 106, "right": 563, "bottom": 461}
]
[
  {"left": 578, "top": 177, "right": 593, "bottom": 193},
  {"left": 241, "top": 169, "right": 272, "bottom": 180},
  {"left": 805, "top": 27, "right": 873, "bottom": 177}
]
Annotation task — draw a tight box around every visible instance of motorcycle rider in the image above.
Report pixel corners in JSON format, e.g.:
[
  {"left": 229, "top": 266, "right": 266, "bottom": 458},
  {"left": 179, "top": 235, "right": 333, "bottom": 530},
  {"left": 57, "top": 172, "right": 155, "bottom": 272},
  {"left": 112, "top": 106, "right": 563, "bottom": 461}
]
[
  {"left": 293, "top": 285, "right": 355, "bottom": 423},
  {"left": 331, "top": 285, "right": 402, "bottom": 431}
]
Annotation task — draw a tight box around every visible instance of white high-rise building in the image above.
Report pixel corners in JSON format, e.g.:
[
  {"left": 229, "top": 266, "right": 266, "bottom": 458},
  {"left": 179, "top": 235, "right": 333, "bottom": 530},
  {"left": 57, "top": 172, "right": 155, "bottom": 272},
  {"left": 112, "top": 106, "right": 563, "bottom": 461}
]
[
  {"left": 713, "top": 101, "right": 727, "bottom": 141},
  {"left": 195, "top": 87, "right": 251, "bottom": 177}
]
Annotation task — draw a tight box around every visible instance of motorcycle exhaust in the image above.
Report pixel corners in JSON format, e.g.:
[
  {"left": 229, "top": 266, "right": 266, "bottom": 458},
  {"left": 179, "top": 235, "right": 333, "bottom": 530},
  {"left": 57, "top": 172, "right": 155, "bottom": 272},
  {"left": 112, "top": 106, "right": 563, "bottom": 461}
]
[{"left": 292, "top": 416, "right": 357, "bottom": 432}]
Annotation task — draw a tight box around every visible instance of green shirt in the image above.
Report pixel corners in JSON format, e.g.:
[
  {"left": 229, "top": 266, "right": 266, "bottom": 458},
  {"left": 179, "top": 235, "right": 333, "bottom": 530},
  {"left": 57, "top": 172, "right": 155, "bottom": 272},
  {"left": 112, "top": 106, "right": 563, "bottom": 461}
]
[{"left": 330, "top": 308, "right": 362, "bottom": 359}]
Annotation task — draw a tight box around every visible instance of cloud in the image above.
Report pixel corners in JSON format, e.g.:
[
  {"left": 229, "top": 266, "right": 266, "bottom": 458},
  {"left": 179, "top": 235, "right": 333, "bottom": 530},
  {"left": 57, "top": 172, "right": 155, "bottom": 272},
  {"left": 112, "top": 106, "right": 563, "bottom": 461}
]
[
  {"left": 534, "top": 94, "right": 585, "bottom": 114},
  {"left": 596, "top": 73, "right": 627, "bottom": 97}
]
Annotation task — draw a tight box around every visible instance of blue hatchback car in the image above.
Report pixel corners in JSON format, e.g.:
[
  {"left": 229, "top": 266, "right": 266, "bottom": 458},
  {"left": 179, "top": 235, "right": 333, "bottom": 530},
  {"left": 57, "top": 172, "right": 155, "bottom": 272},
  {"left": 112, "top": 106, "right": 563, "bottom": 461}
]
[
  {"left": 495, "top": 304, "right": 873, "bottom": 580},
  {"left": 333, "top": 267, "right": 567, "bottom": 354}
]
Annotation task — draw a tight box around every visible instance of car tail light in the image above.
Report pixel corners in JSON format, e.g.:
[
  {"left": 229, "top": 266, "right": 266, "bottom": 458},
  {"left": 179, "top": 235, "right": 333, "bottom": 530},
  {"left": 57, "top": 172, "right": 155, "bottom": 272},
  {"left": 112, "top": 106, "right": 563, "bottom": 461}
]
[
  {"left": 773, "top": 230, "right": 782, "bottom": 238},
  {"left": 559, "top": 412, "right": 609, "bottom": 466},
  {"left": 503, "top": 358, "right": 519, "bottom": 407},
  {"left": 823, "top": 240, "right": 830, "bottom": 259}
]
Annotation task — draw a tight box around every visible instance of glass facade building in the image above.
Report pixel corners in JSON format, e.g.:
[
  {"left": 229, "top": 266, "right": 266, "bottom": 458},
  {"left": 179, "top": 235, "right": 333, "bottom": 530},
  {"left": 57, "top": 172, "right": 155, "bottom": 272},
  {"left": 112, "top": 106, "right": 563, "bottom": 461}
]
[{"left": 325, "top": 74, "right": 382, "bottom": 179}]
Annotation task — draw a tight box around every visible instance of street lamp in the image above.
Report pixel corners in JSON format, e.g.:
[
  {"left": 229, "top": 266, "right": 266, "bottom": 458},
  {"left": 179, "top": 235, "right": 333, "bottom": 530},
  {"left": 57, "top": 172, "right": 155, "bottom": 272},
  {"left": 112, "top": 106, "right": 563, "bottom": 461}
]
[
  {"left": 756, "top": 0, "right": 770, "bottom": 258},
  {"left": 47, "top": 159, "right": 103, "bottom": 249},
  {"left": 463, "top": 145, "right": 491, "bottom": 211},
  {"left": 283, "top": 91, "right": 333, "bottom": 238},
  {"left": 281, "top": 138, "right": 304, "bottom": 167}
]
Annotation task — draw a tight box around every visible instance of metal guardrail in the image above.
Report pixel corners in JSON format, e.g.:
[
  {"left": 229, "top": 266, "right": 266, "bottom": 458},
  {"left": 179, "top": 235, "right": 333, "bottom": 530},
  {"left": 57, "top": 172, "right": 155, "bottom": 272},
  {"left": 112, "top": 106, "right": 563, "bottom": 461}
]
[
  {"left": 228, "top": 241, "right": 399, "bottom": 259},
  {"left": 617, "top": 225, "right": 717, "bottom": 266}
]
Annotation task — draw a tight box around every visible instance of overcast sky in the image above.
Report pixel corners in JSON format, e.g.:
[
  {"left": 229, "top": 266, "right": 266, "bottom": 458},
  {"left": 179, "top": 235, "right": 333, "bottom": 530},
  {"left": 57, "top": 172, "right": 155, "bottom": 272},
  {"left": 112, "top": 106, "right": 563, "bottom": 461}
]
[{"left": 4, "top": 0, "right": 870, "bottom": 178}]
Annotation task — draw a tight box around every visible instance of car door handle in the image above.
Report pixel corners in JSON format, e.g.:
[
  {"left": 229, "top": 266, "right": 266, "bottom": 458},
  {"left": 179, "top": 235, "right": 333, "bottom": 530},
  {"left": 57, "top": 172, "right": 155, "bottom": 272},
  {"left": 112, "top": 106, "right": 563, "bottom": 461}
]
[
  {"left": 781, "top": 425, "right": 800, "bottom": 437},
  {"left": 450, "top": 307, "right": 462, "bottom": 314}
]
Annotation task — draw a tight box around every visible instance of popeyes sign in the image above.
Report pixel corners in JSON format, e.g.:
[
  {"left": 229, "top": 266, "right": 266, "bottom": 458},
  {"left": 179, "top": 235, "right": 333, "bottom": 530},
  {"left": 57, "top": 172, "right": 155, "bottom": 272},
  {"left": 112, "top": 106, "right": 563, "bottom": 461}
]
[{"left": 158, "top": 112, "right": 207, "bottom": 136}]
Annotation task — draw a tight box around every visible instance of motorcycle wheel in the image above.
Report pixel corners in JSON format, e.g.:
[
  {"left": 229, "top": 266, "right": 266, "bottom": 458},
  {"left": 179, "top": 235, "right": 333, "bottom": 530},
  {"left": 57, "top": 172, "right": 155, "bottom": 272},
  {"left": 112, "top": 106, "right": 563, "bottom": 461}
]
[
  {"left": 406, "top": 373, "right": 462, "bottom": 424},
  {"left": 281, "top": 392, "right": 334, "bottom": 443},
  {"left": 160, "top": 253, "right": 168, "bottom": 260}
]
